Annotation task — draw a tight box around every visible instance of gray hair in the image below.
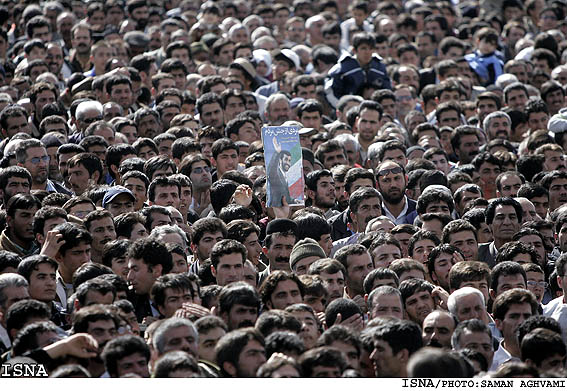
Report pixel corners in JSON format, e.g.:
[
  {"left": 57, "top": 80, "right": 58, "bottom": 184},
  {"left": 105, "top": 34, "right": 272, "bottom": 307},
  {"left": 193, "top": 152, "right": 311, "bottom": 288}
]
[
  {"left": 451, "top": 318, "right": 492, "bottom": 350},
  {"left": 447, "top": 287, "right": 485, "bottom": 318},
  {"left": 0, "top": 273, "right": 28, "bottom": 309},
  {"left": 367, "top": 142, "right": 384, "bottom": 163},
  {"left": 149, "top": 224, "right": 188, "bottom": 250},
  {"left": 265, "top": 93, "right": 290, "bottom": 114},
  {"left": 76, "top": 101, "right": 103, "bottom": 121},
  {"left": 367, "top": 285, "right": 401, "bottom": 313},
  {"left": 482, "top": 110, "right": 511, "bottom": 132},
  {"left": 334, "top": 133, "right": 360, "bottom": 152},
  {"left": 152, "top": 317, "right": 198, "bottom": 354}
]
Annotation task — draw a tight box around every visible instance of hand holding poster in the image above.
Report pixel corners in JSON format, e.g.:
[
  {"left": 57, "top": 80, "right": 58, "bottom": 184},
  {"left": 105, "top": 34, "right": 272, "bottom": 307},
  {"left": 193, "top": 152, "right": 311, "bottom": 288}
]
[{"left": 262, "top": 125, "right": 305, "bottom": 207}]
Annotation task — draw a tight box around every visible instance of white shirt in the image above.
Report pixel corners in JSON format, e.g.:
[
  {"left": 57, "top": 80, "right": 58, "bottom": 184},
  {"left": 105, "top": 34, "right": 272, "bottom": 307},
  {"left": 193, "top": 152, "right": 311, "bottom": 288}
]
[{"left": 382, "top": 195, "right": 409, "bottom": 225}]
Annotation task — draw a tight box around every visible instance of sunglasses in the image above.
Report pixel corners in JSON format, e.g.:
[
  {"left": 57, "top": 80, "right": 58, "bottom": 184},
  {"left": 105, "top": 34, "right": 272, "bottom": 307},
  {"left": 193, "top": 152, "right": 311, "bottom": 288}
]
[{"left": 377, "top": 166, "right": 403, "bottom": 177}]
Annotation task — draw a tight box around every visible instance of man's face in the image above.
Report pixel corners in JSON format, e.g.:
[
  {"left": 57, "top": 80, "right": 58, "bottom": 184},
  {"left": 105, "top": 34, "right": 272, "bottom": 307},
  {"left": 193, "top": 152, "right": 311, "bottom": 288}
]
[
  {"left": 526, "top": 271, "right": 546, "bottom": 303},
  {"left": 498, "top": 174, "right": 523, "bottom": 197},
  {"left": 404, "top": 289, "right": 434, "bottom": 324},
  {"left": 280, "top": 154, "right": 291, "bottom": 172},
  {"left": 224, "top": 304, "right": 258, "bottom": 330},
  {"left": 267, "top": 99, "right": 291, "bottom": 125},
  {"left": 34, "top": 90, "right": 56, "bottom": 119},
  {"left": 110, "top": 84, "right": 133, "bottom": 111},
  {"left": 493, "top": 273, "right": 526, "bottom": 298},
  {"left": 189, "top": 161, "right": 212, "bottom": 191},
  {"left": 198, "top": 326, "right": 226, "bottom": 363},
  {"left": 137, "top": 114, "right": 160, "bottom": 139},
  {"left": 288, "top": 310, "right": 320, "bottom": 349},
  {"left": 425, "top": 201, "right": 451, "bottom": 215},
  {"left": 478, "top": 162, "right": 502, "bottom": 190},
  {"left": 159, "top": 288, "right": 194, "bottom": 318},
  {"left": 8, "top": 206, "right": 38, "bottom": 242},
  {"left": 431, "top": 253, "right": 456, "bottom": 291},
  {"left": 356, "top": 108, "right": 380, "bottom": 142},
  {"left": 549, "top": 178, "right": 567, "bottom": 212},
  {"left": 21, "top": 146, "right": 49, "bottom": 186},
  {"left": 346, "top": 252, "right": 373, "bottom": 296},
  {"left": 299, "top": 110, "right": 321, "bottom": 130},
  {"left": 127, "top": 258, "right": 159, "bottom": 295},
  {"left": 153, "top": 185, "right": 180, "bottom": 210},
  {"left": 376, "top": 162, "right": 406, "bottom": 205},
  {"left": 476, "top": 99, "right": 497, "bottom": 124},
  {"left": 522, "top": 234, "right": 546, "bottom": 266},
  {"left": 92, "top": 46, "right": 112, "bottom": 71},
  {"left": 430, "top": 153, "right": 450, "bottom": 174},
  {"left": 544, "top": 151, "right": 567, "bottom": 172},
  {"left": 496, "top": 302, "right": 533, "bottom": 344},
  {"left": 235, "top": 122, "right": 257, "bottom": 145},
  {"left": 422, "top": 311, "right": 455, "bottom": 348},
  {"left": 200, "top": 102, "right": 224, "bottom": 130},
  {"left": 545, "top": 89, "right": 565, "bottom": 115},
  {"left": 311, "top": 175, "right": 336, "bottom": 210},
  {"left": 295, "top": 84, "right": 317, "bottom": 100},
  {"left": 89, "top": 217, "right": 116, "bottom": 254},
  {"left": 455, "top": 292, "right": 485, "bottom": 322},
  {"left": 214, "top": 148, "right": 238, "bottom": 176},
  {"left": 87, "top": 319, "right": 117, "bottom": 353},
  {"left": 458, "top": 330, "right": 494, "bottom": 369},
  {"left": 59, "top": 242, "right": 90, "bottom": 276},
  {"left": 68, "top": 163, "right": 94, "bottom": 195},
  {"left": 28, "top": 262, "right": 57, "bottom": 302},
  {"left": 212, "top": 252, "right": 244, "bottom": 286},
  {"left": 438, "top": 109, "right": 460, "bottom": 129},
  {"left": 457, "top": 134, "right": 480, "bottom": 164},
  {"left": 115, "top": 352, "right": 149, "bottom": 378},
  {"left": 266, "top": 234, "right": 296, "bottom": 271},
  {"left": 491, "top": 204, "right": 520, "bottom": 243},
  {"left": 448, "top": 230, "right": 478, "bottom": 262},
  {"left": 319, "top": 270, "right": 345, "bottom": 304},
  {"left": 322, "top": 149, "right": 347, "bottom": 169},
  {"left": 370, "top": 293, "right": 403, "bottom": 319},
  {"left": 106, "top": 193, "right": 135, "bottom": 217},
  {"left": 411, "top": 239, "right": 436, "bottom": 265},
  {"left": 372, "top": 244, "right": 402, "bottom": 268},
  {"left": 528, "top": 111, "right": 549, "bottom": 131},
  {"left": 487, "top": 117, "right": 511, "bottom": 140},
  {"left": 370, "top": 338, "right": 403, "bottom": 377},
  {"left": 506, "top": 89, "right": 528, "bottom": 111},
  {"left": 2, "top": 176, "right": 30, "bottom": 203},
  {"left": 195, "top": 230, "right": 225, "bottom": 262},
  {"left": 161, "top": 325, "right": 199, "bottom": 358},
  {"left": 123, "top": 178, "right": 147, "bottom": 210},
  {"left": 233, "top": 339, "right": 266, "bottom": 377},
  {"left": 267, "top": 279, "right": 303, "bottom": 309},
  {"left": 216, "top": 43, "right": 234, "bottom": 66}
]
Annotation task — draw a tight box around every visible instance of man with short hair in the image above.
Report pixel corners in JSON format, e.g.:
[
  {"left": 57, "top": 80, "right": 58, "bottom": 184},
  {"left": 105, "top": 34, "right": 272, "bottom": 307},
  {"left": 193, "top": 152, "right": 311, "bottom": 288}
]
[
  {"left": 215, "top": 327, "right": 266, "bottom": 377},
  {"left": 188, "top": 217, "right": 227, "bottom": 275},
  {"left": 152, "top": 317, "right": 199, "bottom": 359},
  {"left": 0, "top": 273, "right": 29, "bottom": 354},
  {"left": 217, "top": 282, "right": 261, "bottom": 331},
  {"left": 0, "top": 166, "right": 32, "bottom": 206},
  {"left": 399, "top": 278, "right": 436, "bottom": 325},
  {"left": 16, "top": 139, "right": 69, "bottom": 194},
  {"left": 84, "top": 210, "right": 117, "bottom": 264},
  {"left": 259, "top": 271, "right": 304, "bottom": 310},
  {"left": 421, "top": 310, "right": 456, "bottom": 349},
  {"left": 210, "top": 239, "right": 247, "bottom": 286},
  {"left": 478, "top": 198, "right": 523, "bottom": 268},
  {"left": 66, "top": 152, "right": 103, "bottom": 196},
  {"left": 451, "top": 319, "right": 494, "bottom": 370},
  {"left": 367, "top": 286, "right": 403, "bottom": 320},
  {"left": 305, "top": 170, "right": 337, "bottom": 219},
  {"left": 0, "top": 194, "right": 41, "bottom": 257},
  {"left": 126, "top": 238, "right": 173, "bottom": 322},
  {"left": 491, "top": 288, "right": 538, "bottom": 371},
  {"left": 376, "top": 161, "right": 417, "bottom": 225},
  {"left": 259, "top": 219, "right": 298, "bottom": 284},
  {"left": 369, "top": 319, "right": 423, "bottom": 377},
  {"left": 101, "top": 335, "right": 151, "bottom": 378},
  {"left": 335, "top": 244, "right": 373, "bottom": 304},
  {"left": 442, "top": 220, "right": 478, "bottom": 262}
]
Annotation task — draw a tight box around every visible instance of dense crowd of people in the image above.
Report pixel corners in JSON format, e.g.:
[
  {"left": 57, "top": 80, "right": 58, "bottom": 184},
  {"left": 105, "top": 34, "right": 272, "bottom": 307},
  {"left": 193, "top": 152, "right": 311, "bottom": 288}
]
[{"left": 1, "top": 0, "right": 567, "bottom": 380}]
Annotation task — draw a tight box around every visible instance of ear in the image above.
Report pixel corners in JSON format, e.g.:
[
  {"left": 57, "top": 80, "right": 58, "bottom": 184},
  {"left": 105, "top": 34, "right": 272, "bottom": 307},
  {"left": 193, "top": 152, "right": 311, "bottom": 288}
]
[
  {"left": 211, "top": 264, "right": 217, "bottom": 278},
  {"left": 5, "top": 214, "right": 12, "bottom": 228},
  {"left": 306, "top": 189, "right": 315, "bottom": 201},
  {"left": 229, "top": 134, "right": 238, "bottom": 142},
  {"left": 557, "top": 274, "right": 563, "bottom": 290},
  {"left": 210, "top": 157, "right": 217, "bottom": 168},
  {"left": 489, "top": 288, "right": 496, "bottom": 301},
  {"left": 92, "top": 171, "right": 101, "bottom": 184},
  {"left": 262, "top": 246, "right": 268, "bottom": 256},
  {"left": 74, "top": 298, "right": 81, "bottom": 312},
  {"left": 396, "top": 348, "right": 409, "bottom": 364},
  {"left": 36, "top": 233, "right": 45, "bottom": 246},
  {"left": 495, "top": 318, "right": 503, "bottom": 332},
  {"left": 152, "top": 264, "right": 163, "bottom": 277},
  {"left": 223, "top": 361, "right": 237, "bottom": 377}
]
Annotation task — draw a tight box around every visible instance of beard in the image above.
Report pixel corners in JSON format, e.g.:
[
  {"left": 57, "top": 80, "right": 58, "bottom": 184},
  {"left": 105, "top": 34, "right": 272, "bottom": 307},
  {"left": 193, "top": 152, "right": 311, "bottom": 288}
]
[
  {"left": 314, "top": 193, "right": 335, "bottom": 208},
  {"left": 381, "top": 188, "right": 404, "bottom": 204}
]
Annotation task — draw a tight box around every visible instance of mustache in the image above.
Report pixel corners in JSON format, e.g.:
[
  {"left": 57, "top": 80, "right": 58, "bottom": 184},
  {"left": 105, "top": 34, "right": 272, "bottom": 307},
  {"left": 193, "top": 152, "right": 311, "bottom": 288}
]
[{"left": 426, "top": 339, "right": 443, "bottom": 348}]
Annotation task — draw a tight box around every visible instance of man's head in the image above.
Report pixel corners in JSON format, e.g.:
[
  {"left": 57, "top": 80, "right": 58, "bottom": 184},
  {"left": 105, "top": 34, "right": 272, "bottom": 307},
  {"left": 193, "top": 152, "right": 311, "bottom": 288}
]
[
  {"left": 348, "top": 187, "right": 383, "bottom": 233},
  {"left": 17, "top": 255, "right": 58, "bottom": 304},
  {"left": 369, "top": 319, "right": 423, "bottom": 377},
  {"left": 492, "top": 288, "right": 538, "bottom": 347},
  {"left": 367, "top": 285, "right": 403, "bottom": 320},
  {"left": 0, "top": 166, "right": 32, "bottom": 205},
  {"left": 215, "top": 327, "right": 266, "bottom": 377},
  {"left": 151, "top": 273, "right": 196, "bottom": 318},
  {"left": 259, "top": 271, "right": 304, "bottom": 310},
  {"left": 5, "top": 194, "right": 41, "bottom": 246},
  {"left": 101, "top": 335, "right": 150, "bottom": 378},
  {"left": 190, "top": 217, "right": 227, "bottom": 263},
  {"left": 126, "top": 238, "right": 172, "bottom": 295},
  {"left": 398, "top": 278, "right": 435, "bottom": 324},
  {"left": 152, "top": 317, "right": 199, "bottom": 358},
  {"left": 490, "top": 261, "right": 527, "bottom": 300},
  {"left": 264, "top": 219, "right": 298, "bottom": 272},
  {"left": 451, "top": 319, "right": 494, "bottom": 369},
  {"left": 421, "top": 310, "right": 457, "bottom": 348},
  {"left": 218, "top": 282, "right": 261, "bottom": 330},
  {"left": 210, "top": 239, "right": 247, "bottom": 286},
  {"left": 447, "top": 287, "right": 486, "bottom": 322}
]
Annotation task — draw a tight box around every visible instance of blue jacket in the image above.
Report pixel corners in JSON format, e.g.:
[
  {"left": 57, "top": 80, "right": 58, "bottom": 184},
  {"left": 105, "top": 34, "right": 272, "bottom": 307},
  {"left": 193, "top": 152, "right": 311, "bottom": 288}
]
[
  {"left": 465, "top": 50, "right": 504, "bottom": 86},
  {"left": 325, "top": 53, "right": 391, "bottom": 108}
]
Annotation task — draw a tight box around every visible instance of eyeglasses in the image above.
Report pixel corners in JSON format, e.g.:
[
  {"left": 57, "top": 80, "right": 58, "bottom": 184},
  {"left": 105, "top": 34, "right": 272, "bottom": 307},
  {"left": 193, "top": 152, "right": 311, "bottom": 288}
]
[
  {"left": 81, "top": 116, "right": 103, "bottom": 124},
  {"left": 192, "top": 166, "right": 211, "bottom": 174},
  {"left": 527, "top": 280, "right": 549, "bottom": 288},
  {"left": 396, "top": 95, "right": 414, "bottom": 102},
  {"left": 377, "top": 166, "right": 403, "bottom": 177},
  {"left": 28, "top": 155, "right": 50, "bottom": 165}
]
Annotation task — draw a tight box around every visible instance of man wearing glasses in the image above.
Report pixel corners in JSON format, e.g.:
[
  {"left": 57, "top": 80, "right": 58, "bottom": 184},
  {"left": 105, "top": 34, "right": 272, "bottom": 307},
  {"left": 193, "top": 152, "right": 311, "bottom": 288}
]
[
  {"left": 375, "top": 160, "right": 417, "bottom": 225},
  {"left": 15, "top": 139, "right": 70, "bottom": 194},
  {"left": 71, "top": 100, "right": 104, "bottom": 143}
]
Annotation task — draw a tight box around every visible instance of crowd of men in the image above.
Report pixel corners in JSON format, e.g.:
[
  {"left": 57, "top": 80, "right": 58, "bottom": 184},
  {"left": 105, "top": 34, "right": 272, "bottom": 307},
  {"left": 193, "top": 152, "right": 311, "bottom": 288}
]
[{"left": 2, "top": 0, "right": 567, "bottom": 380}]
